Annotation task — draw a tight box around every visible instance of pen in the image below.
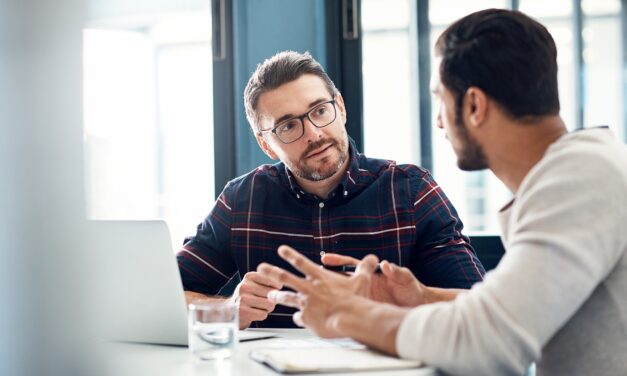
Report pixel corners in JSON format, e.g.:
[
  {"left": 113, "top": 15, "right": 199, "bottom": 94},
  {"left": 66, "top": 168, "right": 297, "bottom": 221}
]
[{"left": 323, "top": 264, "right": 383, "bottom": 274}]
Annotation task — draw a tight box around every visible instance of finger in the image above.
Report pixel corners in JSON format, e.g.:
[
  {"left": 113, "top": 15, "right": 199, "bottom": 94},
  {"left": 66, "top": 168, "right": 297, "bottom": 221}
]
[
  {"left": 244, "top": 271, "right": 283, "bottom": 290},
  {"left": 267, "top": 290, "right": 306, "bottom": 309},
  {"left": 240, "top": 305, "right": 269, "bottom": 323},
  {"left": 239, "top": 281, "right": 278, "bottom": 299},
  {"left": 240, "top": 293, "right": 275, "bottom": 312},
  {"left": 293, "top": 311, "right": 305, "bottom": 327},
  {"left": 321, "top": 253, "right": 359, "bottom": 266},
  {"left": 354, "top": 254, "right": 379, "bottom": 276},
  {"left": 277, "top": 245, "right": 325, "bottom": 279},
  {"left": 380, "top": 260, "right": 416, "bottom": 284},
  {"left": 257, "top": 262, "right": 313, "bottom": 294}
]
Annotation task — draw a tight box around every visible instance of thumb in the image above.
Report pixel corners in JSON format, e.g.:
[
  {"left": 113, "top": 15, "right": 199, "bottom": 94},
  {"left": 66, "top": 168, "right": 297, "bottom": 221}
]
[
  {"left": 354, "top": 254, "right": 379, "bottom": 276},
  {"left": 381, "top": 260, "right": 416, "bottom": 285}
]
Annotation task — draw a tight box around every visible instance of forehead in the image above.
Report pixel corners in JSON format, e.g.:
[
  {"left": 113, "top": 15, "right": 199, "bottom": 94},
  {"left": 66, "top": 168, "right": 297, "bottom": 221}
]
[
  {"left": 257, "top": 74, "right": 331, "bottom": 121},
  {"left": 430, "top": 56, "right": 443, "bottom": 94}
]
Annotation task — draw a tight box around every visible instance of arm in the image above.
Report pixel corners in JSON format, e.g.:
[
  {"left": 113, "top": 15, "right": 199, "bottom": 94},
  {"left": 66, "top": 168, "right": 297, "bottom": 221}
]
[
  {"left": 177, "top": 186, "right": 282, "bottom": 328},
  {"left": 184, "top": 291, "right": 222, "bottom": 305},
  {"left": 411, "top": 171, "right": 485, "bottom": 288},
  {"left": 176, "top": 188, "right": 237, "bottom": 296},
  {"left": 395, "top": 153, "right": 627, "bottom": 374}
]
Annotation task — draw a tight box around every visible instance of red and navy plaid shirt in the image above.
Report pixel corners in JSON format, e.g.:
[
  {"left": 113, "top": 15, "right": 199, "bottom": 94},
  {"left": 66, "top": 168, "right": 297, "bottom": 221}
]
[{"left": 177, "top": 142, "right": 485, "bottom": 327}]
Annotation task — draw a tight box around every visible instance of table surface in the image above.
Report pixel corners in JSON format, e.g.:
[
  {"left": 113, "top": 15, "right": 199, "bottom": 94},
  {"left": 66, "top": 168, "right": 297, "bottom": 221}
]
[{"left": 100, "top": 329, "right": 438, "bottom": 376}]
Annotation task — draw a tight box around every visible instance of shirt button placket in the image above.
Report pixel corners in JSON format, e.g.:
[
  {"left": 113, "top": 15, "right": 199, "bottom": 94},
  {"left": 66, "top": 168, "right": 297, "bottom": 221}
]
[{"left": 317, "top": 201, "right": 325, "bottom": 258}]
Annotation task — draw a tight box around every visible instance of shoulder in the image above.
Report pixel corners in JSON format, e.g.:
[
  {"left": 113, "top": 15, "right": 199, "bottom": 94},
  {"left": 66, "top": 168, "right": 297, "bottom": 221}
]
[
  {"left": 522, "top": 129, "right": 627, "bottom": 198},
  {"left": 222, "top": 163, "right": 283, "bottom": 196},
  {"left": 357, "top": 153, "right": 431, "bottom": 180}
]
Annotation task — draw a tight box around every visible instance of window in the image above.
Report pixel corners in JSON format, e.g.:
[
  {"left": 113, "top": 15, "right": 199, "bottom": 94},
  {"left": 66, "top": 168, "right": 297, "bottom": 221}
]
[
  {"left": 581, "top": 0, "right": 623, "bottom": 141},
  {"left": 361, "top": 0, "right": 419, "bottom": 164},
  {"left": 361, "top": 0, "right": 626, "bottom": 234},
  {"left": 83, "top": 9, "right": 214, "bottom": 249}
]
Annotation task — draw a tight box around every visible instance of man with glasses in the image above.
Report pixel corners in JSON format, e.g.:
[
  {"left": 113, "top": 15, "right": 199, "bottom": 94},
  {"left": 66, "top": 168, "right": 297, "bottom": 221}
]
[{"left": 177, "top": 51, "right": 485, "bottom": 329}]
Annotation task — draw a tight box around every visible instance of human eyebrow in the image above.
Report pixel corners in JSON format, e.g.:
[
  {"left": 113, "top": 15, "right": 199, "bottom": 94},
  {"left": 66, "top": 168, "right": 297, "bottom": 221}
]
[{"left": 273, "top": 98, "right": 329, "bottom": 126}]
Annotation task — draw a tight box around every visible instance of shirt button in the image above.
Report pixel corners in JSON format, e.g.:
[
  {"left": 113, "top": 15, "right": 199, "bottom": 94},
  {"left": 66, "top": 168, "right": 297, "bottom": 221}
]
[
  {"left": 343, "top": 190, "right": 348, "bottom": 196},
  {"left": 319, "top": 202, "right": 325, "bottom": 208},
  {"left": 320, "top": 251, "right": 325, "bottom": 256}
]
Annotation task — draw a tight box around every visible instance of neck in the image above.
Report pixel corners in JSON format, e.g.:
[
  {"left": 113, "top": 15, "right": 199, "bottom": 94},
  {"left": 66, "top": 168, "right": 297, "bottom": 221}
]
[
  {"left": 294, "top": 157, "right": 350, "bottom": 200},
  {"left": 487, "top": 115, "right": 567, "bottom": 193}
]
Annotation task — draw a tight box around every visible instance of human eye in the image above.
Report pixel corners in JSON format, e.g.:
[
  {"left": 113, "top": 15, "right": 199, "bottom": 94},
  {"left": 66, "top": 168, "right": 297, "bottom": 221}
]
[
  {"left": 311, "top": 103, "right": 331, "bottom": 118},
  {"left": 276, "top": 119, "right": 299, "bottom": 135}
]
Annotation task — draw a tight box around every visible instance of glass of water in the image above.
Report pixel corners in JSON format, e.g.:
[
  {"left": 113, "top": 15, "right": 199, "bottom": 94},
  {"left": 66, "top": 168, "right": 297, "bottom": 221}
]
[{"left": 188, "top": 299, "right": 239, "bottom": 360}]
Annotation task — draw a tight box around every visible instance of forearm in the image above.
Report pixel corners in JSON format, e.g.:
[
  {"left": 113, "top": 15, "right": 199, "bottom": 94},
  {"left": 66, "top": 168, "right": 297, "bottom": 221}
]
[
  {"left": 184, "top": 290, "right": 228, "bottom": 306},
  {"left": 424, "top": 286, "right": 464, "bottom": 304},
  {"left": 334, "top": 297, "right": 411, "bottom": 356}
]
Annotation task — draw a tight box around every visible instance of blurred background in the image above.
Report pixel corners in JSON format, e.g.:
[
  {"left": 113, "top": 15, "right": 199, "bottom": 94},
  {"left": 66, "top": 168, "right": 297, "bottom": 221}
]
[
  {"left": 1, "top": 0, "right": 626, "bottom": 374},
  {"left": 81, "top": 0, "right": 627, "bottom": 245}
]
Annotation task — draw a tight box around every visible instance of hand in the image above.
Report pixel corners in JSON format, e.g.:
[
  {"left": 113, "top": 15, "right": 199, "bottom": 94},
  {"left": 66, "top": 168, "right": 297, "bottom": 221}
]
[
  {"left": 230, "top": 272, "right": 283, "bottom": 329},
  {"left": 321, "top": 253, "right": 429, "bottom": 307},
  {"left": 257, "top": 245, "right": 379, "bottom": 338}
]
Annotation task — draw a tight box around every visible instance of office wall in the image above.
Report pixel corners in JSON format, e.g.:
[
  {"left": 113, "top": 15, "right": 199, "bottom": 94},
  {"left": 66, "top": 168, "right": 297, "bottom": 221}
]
[{"left": 232, "top": 0, "right": 327, "bottom": 176}]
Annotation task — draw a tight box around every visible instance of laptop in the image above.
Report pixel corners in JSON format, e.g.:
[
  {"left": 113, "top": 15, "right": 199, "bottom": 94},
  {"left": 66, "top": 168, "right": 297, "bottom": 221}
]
[{"left": 89, "top": 220, "right": 188, "bottom": 346}]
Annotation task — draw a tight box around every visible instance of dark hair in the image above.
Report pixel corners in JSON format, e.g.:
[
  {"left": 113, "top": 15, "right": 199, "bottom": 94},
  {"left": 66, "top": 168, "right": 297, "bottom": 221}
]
[
  {"left": 435, "top": 9, "right": 560, "bottom": 122},
  {"left": 244, "top": 51, "right": 338, "bottom": 131}
]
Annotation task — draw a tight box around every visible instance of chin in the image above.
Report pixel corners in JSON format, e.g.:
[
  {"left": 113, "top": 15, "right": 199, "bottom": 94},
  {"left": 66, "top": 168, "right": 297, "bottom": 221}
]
[{"left": 457, "top": 158, "right": 488, "bottom": 171}]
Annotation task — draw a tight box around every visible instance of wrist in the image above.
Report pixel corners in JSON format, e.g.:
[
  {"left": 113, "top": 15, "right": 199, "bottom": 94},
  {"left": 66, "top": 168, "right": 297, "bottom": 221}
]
[{"left": 334, "top": 297, "right": 409, "bottom": 356}]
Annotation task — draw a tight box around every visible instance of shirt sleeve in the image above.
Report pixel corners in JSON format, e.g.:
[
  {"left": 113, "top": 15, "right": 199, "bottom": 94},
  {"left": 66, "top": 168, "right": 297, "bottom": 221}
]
[
  {"left": 396, "top": 150, "right": 627, "bottom": 375},
  {"left": 410, "top": 171, "right": 485, "bottom": 288},
  {"left": 176, "top": 184, "right": 238, "bottom": 296}
]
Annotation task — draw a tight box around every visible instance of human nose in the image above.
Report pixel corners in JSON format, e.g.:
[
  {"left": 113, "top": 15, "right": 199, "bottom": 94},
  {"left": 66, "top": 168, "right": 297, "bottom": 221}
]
[
  {"left": 435, "top": 104, "right": 444, "bottom": 129},
  {"left": 301, "top": 116, "right": 324, "bottom": 141}
]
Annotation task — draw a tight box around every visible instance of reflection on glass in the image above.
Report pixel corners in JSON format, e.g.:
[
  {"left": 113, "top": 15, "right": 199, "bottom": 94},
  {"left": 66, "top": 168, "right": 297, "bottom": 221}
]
[{"left": 83, "top": 8, "right": 214, "bottom": 249}]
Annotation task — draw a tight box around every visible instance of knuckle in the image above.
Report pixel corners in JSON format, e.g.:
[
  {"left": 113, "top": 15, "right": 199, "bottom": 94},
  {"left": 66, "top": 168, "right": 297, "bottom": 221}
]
[
  {"left": 293, "top": 258, "right": 305, "bottom": 268},
  {"left": 277, "top": 271, "right": 290, "bottom": 282}
]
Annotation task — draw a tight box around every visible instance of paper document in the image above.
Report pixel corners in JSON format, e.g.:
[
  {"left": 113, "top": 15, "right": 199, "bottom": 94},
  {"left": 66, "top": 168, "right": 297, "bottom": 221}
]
[
  {"left": 239, "top": 330, "right": 279, "bottom": 342},
  {"left": 250, "top": 342, "right": 422, "bottom": 373}
]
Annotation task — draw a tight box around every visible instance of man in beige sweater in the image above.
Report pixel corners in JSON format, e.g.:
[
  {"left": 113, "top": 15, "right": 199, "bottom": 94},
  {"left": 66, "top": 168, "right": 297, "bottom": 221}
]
[{"left": 257, "top": 9, "right": 627, "bottom": 375}]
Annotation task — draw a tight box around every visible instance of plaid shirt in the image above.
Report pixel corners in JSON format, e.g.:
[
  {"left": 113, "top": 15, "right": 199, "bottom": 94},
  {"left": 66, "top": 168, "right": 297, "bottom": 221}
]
[{"left": 177, "top": 142, "right": 485, "bottom": 327}]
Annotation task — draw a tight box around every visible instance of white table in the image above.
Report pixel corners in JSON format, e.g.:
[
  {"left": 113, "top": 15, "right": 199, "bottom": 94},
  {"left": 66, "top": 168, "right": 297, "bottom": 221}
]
[{"left": 101, "top": 329, "right": 438, "bottom": 376}]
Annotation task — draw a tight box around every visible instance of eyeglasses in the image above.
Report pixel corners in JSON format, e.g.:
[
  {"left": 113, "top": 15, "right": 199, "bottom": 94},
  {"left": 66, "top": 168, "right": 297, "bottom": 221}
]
[{"left": 259, "top": 98, "right": 337, "bottom": 144}]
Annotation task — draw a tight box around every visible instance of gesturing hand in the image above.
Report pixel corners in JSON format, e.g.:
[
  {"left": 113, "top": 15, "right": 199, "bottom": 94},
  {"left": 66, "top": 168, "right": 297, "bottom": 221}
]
[
  {"left": 321, "top": 253, "right": 429, "bottom": 307},
  {"left": 257, "top": 245, "right": 379, "bottom": 338},
  {"left": 230, "top": 272, "right": 283, "bottom": 329}
]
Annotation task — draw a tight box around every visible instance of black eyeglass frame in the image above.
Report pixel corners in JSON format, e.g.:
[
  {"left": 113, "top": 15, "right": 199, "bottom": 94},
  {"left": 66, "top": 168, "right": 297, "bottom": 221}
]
[{"left": 258, "top": 98, "right": 338, "bottom": 144}]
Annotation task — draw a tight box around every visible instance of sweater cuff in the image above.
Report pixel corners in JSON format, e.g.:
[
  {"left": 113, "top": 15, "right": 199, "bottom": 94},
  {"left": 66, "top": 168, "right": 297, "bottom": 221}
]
[{"left": 395, "top": 305, "right": 430, "bottom": 360}]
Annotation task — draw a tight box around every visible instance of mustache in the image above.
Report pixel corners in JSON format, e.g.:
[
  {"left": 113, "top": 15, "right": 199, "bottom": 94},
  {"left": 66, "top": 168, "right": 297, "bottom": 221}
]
[{"left": 301, "top": 138, "right": 338, "bottom": 159}]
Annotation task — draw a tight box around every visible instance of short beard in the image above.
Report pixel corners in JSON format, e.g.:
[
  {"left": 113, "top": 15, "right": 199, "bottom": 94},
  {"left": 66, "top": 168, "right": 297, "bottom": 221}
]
[
  {"left": 454, "top": 108, "right": 488, "bottom": 171},
  {"left": 292, "top": 137, "right": 348, "bottom": 182},
  {"left": 297, "top": 156, "right": 346, "bottom": 181}
]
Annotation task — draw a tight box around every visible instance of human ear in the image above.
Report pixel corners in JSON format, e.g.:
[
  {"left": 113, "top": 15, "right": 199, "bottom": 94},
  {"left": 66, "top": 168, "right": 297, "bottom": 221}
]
[
  {"left": 334, "top": 92, "right": 347, "bottom": 124},
  {"left": 465, "top": 87, "right": 488, "bottom": 128},
  {"left": 255, "top": 132, "right": 278, "bottom": 160}
]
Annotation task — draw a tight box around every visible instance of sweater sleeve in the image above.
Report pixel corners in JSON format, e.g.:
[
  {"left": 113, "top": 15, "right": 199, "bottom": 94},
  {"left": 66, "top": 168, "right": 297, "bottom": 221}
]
[{"left": 396, "top": 145, "right": 627, "bottom": 375}]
